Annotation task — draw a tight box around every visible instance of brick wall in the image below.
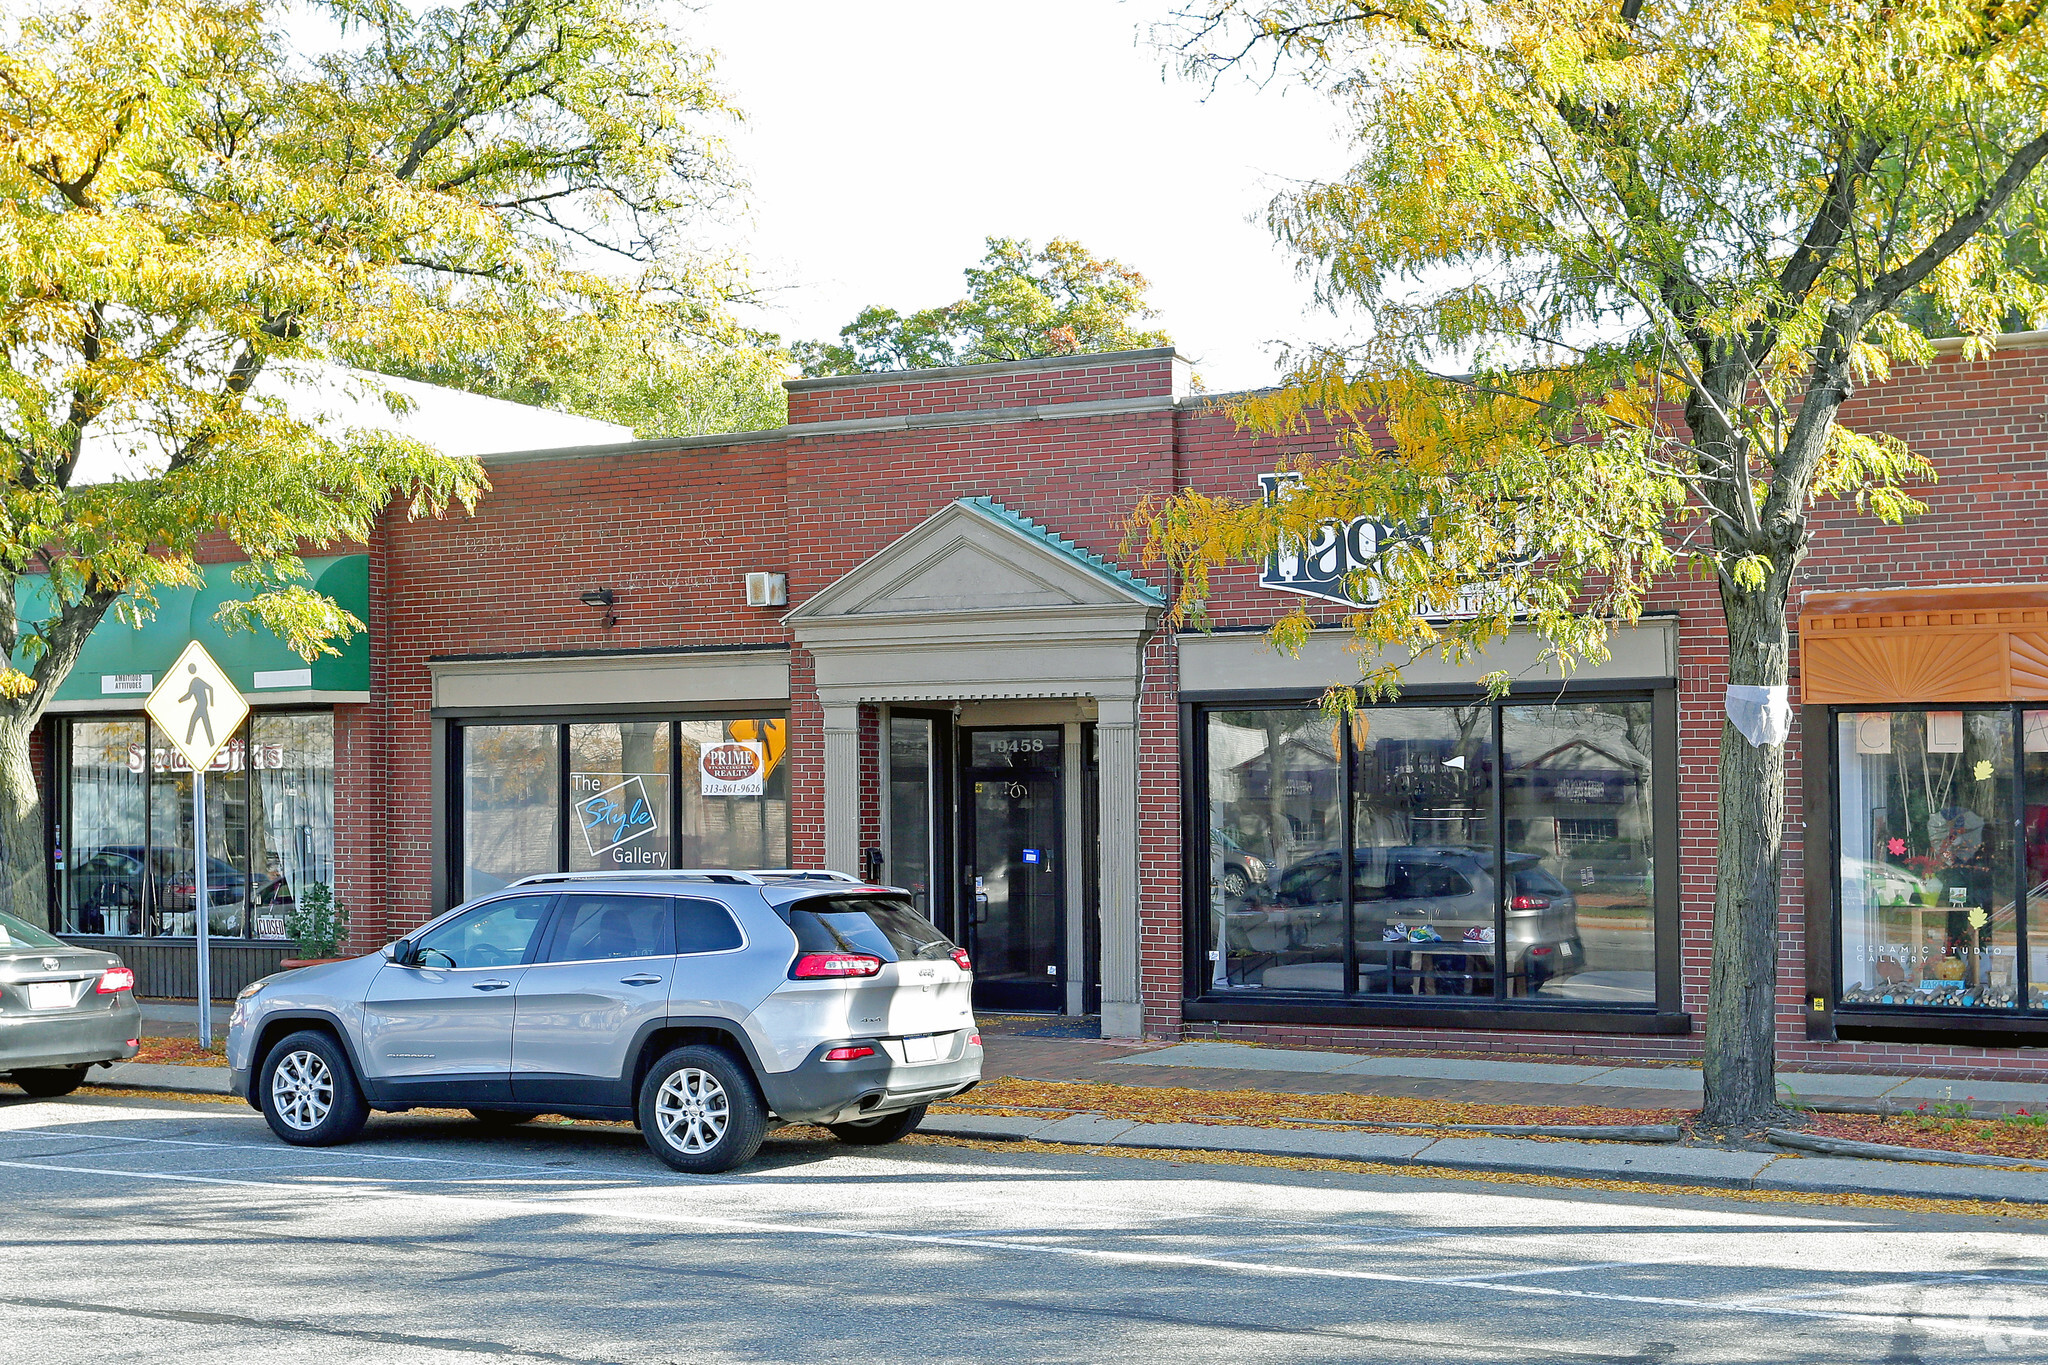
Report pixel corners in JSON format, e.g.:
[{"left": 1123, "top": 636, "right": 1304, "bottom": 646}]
[{"left": 219, "top": 339, "right": 2048, "bottom": 1077}]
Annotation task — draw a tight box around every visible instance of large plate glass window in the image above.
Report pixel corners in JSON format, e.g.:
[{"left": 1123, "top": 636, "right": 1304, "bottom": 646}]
[
  {"left": 1504, "top": 701, "right": 1656, "bottom": 1005},
  {"left": 1200, "top": 695, "right": 1660, "bottom": 1009},
  {"left": 1838, "top": 709, "right": 2020, "bottom": 1011},
  {"left": 457, "top": 717, "right": 788, "bottom": 900},
  {"left": 60, "top": 712, "right": 335, "bottom": 941}
]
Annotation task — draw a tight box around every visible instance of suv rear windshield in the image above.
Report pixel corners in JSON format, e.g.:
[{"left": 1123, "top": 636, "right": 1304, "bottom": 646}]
[
  {"left": 1511, "top": 865, "right": 1571, "bottom": 897},
  {"left": 779, "top": 896, "right": 956, "bottom": 962}
]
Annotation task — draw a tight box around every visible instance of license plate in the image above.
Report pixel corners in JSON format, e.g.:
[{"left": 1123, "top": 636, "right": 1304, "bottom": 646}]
[
  {"left": 27, "top": 982, "right": 72, "bottom": 1010},
  {"left": 902, "top": 1033, "right": 940, "bottom": 1063}
]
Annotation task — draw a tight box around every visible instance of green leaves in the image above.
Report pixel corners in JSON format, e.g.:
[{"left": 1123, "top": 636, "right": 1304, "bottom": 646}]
[
  {"left": 796, "top": 236, "right": 1171, "bottom": 377},
  {"left": 1144, "top": 0, "right": 2044, "bottom": 692}
]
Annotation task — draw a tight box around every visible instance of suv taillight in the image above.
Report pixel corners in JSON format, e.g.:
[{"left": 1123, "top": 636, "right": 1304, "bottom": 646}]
[
  {"left": 96, "top": 967, "right": 135, "bottom": 994},
  {"left": 951, "top": 948, "right": 972, "bottom": 972},
  {"left": 792, "top": 952, "right": 883, "bottom": 979},
  {"left": 1511, "top": 895, "right": 1551, "bottom": 911}
]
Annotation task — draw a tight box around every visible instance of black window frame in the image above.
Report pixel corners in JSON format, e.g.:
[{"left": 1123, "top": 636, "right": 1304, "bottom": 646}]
[
  {"left": 1814, "top": 702, "right": 2048, "bottom": 1043},
  {"left": 1181, "top": 682, "right": 1688, "bottom": 1036}
]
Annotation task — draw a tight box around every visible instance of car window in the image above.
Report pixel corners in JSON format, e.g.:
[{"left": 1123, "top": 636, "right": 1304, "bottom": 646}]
[
  {"left": 0, "top": 908, "right": 64, "bottom": 950},
  {"left": 414, "top": 894, "right": 554, "bottom": 969},
  {"left": 1392, "top": 861, "right": 1473, "bottom": 899},
  {"left": 544, "top": 894, "right": 675, "bottom": 963},
  {"left": 675, "top": 898, "right": 744, "bottom": 955},
  {"left": 779, "top": 896, "right": 954, "bottom": 962},
  {"left": 1276, "top": 861, "right": 1341, "bottom": 905},
  {"left": 1512, "top": 866, "right": 1570, "bottom": 897}
]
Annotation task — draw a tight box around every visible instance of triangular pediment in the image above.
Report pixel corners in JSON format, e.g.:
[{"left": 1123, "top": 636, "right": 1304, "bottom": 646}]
[{"left": 788, "top": 499, "right": 1165, "bottom": 623}]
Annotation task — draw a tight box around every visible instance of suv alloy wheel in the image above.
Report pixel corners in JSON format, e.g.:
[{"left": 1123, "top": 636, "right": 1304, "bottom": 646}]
[
  {"left": 259, "top": 1029, "right": 370, "bottom": 1146},
  {"left": 638, "top": 1044, "right": 768, "bottom": 1174}
]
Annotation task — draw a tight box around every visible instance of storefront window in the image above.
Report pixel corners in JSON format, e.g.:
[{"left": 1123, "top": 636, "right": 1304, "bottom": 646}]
[
  {"left": 458, "top": 716, "right": 787, "bottom": 902},
  {"left": 569, "top": 723, "right": 672, "bottom": 873},
  {"left": 462, "top": 724, "right": 561, "bottom": 899},
  {"left": 2027, "top": 711, "right": 2048, "bottom": 1011},
  {"left": 250, "top": 713, "right": 335, "bottom": 939},
  {"left": 1505, "top": 701, "right": 1657, "bottom": 1005},
  {"left": 1839, "top": 710, "right": 2021, "bottom": 1010},
  {"left": 1200, "top": 695, "right": 1663, "bottom": 1010},
  {"left": 888, "top": 715, "right": 937, "bottom": 915},
  {"left": 1208, "top": 709, "right": 1344, "bottom": 992},
  {"left": 61, "top": 712, "right": 335, "bottom": 940},
  {"left": 1352, "top": 706, "right": 1496, "bottom": 996}
]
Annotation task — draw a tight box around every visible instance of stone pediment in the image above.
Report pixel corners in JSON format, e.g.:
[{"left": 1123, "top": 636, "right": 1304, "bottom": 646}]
[{"left": 786, "top": 498, "right": 1165, "bottom": 623}]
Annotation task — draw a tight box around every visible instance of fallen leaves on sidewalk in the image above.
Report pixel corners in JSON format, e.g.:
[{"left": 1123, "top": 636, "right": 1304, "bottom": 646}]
[
  {"left": 1799, "top": 1111, "right": 2048, "bottom": 1162},
  {"left": 132, "top": 1038, "right": 228, "bottom": 1067},
  {"left": 936, "top": 1076, "right": 1684, "bottom": 1130}
]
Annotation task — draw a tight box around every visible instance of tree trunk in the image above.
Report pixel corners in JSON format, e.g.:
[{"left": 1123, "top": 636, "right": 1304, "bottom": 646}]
[
  {"left": 1700, "top": 577, "right": 1794, "bottom": 1127},
  {"left": 0, "top": 710, "right": 50, "bottom": 930}
]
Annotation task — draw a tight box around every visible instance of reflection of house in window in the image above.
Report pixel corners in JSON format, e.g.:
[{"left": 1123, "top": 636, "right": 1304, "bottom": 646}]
[{"left": 1505, "top": 734, "right": 1652, "bottom": 860}]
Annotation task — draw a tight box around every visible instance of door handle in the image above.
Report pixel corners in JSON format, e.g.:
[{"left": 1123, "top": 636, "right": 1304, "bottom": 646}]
[
  {"left": 472, "top": 979, "right": 511, "bottom": 992},
  {"left": 619, "top": 974, "right": 663, "bottom": 986}
]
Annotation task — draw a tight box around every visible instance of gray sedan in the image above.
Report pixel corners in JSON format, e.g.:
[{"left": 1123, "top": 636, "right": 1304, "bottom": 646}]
[{"left": 0, "top": 909, "right": 140, "bottom": 1096}]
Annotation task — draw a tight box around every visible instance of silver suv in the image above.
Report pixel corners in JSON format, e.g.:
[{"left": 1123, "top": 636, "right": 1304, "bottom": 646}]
[{"left": 226, "top": 870, "right": 983, "bottom": 1173}]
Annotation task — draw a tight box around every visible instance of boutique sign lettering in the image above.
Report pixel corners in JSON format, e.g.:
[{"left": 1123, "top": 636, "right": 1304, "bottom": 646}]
[
  {"left": 700, "top": 740, "right": 766, "bottom": 797},
  {"left": 573, "top": 773, "right": 665, "bottom": 865},
  {"left": 1255, "top": 472, "right": 1502, "bottom": 617}
]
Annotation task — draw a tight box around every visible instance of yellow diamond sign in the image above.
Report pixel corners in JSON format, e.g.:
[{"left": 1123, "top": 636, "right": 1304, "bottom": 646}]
[{"left": 145, "top": 641, "right": 249, "bottom": 770}]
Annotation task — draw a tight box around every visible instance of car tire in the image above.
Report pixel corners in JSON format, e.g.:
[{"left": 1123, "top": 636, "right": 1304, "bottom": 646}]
[
  {"left": 637, "top": 1044, "right": 767, "bottom": 1174},
  {"left": 258, "top": 1029, "right": 370, "bottom": 1147},
  {"left": 826, "top": 1104, "right": 927, "bottom": 1146},
  {"left": 11, "top": 1066, "right": 88, "bottom": 1099},
  {"left": 470, "top": 1109, "right": 540, "bottom": 1128}
]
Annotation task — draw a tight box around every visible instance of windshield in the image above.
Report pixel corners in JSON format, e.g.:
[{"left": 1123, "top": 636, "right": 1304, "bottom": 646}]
[
  {"left": 780, "top": 896, "right": 956, "bottom": 962},
  {"left": 0, "top": 909, "right": 66, "bottom": 950}
]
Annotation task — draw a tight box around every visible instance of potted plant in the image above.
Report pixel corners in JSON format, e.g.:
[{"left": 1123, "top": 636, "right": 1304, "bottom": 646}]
[{"left": 279, "top": 882, "right": 350, "bottom": 969}]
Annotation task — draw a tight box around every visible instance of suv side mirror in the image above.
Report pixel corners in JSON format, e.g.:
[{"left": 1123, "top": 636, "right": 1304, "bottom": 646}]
[{"left": 383, "top": 938, "right": 413, "bottom": 966}]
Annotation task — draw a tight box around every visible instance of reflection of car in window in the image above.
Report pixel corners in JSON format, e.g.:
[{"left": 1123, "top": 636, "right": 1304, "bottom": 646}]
[
  {"left": 1208, "top": 830, "right": 1268, "bottom": 899},
  {"left": 1241, "top": 845, "right": 1584, "bottom": 990}
]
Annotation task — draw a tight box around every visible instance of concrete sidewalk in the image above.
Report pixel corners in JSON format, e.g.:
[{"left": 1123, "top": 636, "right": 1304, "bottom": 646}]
[
  {"left": 921, "top": 1109, "right": 2048, "bottom": 1204},
  {"left": 982, "top": 1036, "right": 2048, "bottom": 1113}
]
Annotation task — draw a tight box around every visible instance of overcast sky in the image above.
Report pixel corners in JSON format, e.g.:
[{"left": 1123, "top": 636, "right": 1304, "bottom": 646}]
[{"left": 689, "top": 1, "right": 1363, "bottom": 392}]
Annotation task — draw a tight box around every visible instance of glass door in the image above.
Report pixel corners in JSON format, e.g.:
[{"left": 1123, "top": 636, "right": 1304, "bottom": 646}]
[
  {"left": 887, "top": 710, "right": 950, "bottom": 927},
  {"left": 962, "top": 727, "right": 1065, "bottom": 1012}
]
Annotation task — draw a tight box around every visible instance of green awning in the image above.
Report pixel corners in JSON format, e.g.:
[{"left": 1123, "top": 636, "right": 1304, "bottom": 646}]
[{"left": 21, "top": 555, "right": 371, "bottom": 707}]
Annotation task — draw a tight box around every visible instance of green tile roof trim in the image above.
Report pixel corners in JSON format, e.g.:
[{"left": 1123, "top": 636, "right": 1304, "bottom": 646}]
[
  {"left": 957, "top": 497, "right": 1167, "bottom": 606},
  {"left": 19, "top": 554, "right": 372, "bottom": 703}
]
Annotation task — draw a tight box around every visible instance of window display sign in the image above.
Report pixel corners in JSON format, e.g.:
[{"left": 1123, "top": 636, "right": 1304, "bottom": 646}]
[
  {"left": 573, "top": 774, "right": 664, "bottom": 864},
  {"left": 700, "top": 740, "right": 767, "bottom": 796}
]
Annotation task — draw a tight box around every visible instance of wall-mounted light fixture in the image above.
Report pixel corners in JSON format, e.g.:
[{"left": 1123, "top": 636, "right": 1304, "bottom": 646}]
[
  {"left": 745, "top": 572, "right": 787, "bottom": 607},
  {"left": 579, "top": 587, "right": 618, "bottom": 628}
]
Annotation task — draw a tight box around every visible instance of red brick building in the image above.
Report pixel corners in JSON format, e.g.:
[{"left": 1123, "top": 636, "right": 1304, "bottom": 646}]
[{"left": 48, "top": 341, "right": 2048, "bottom": 1077}]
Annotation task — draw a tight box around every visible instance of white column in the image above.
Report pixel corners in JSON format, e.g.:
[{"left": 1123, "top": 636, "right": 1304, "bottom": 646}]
[
  {"left": 1096, "top": 698, "right": 1142, "bottom": 1039},
  {"left": 822, "top": 702, "right": 861, "bottom": 876}
]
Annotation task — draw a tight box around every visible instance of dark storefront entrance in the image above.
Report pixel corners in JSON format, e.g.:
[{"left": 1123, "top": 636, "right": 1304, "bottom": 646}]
[{"left": 887, "top": 714, "right": 1088, "bottom": 1015}]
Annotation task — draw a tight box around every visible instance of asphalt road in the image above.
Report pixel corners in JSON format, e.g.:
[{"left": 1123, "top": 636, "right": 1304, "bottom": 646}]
[{"left": 2, "top": 1091, "right": 2045, "bottom": 1364}]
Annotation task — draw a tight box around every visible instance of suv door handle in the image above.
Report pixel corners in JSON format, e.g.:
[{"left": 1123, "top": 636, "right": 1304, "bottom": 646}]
[
  {"left": 471, "top": 979, "right": 511, "bottom": 992},
  {"left": 619, "top": 974, "right": 663, "bottom": 986}
]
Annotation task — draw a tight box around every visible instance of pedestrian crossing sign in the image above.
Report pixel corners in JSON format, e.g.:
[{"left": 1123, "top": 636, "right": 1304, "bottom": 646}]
[{"left": 144, "top": 641, "right": 250, "bottom": 770}]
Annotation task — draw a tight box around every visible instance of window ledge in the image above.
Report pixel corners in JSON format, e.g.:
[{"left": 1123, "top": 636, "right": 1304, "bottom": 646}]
[{"left": 1183, "top": 995, "right": 1692, "bottom": 1035}]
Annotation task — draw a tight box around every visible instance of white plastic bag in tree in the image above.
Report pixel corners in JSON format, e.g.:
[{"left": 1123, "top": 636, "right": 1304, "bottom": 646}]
[{"left": 1724, "top": 684, "right": 1793, "bottom": 747}]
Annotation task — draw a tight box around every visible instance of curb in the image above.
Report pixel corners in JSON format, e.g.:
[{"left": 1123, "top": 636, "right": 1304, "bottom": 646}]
[{"left": 925, "top": 1114, "right": 2048, "bottom": 1205}]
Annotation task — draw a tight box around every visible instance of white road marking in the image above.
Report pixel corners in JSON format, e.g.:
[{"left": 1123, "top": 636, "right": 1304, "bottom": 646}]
[
  {"left": 1, "top": 1151, "right": 2040, "bottom": 1344},
  {"left": 1434, "top": 1257, "right": 1704, "bottom": 1283}
]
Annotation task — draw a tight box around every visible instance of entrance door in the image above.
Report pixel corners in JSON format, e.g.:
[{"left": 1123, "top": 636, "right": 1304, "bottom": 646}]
[{"left": 962, "top": 728, "right": 1064, "bottom": 1012}]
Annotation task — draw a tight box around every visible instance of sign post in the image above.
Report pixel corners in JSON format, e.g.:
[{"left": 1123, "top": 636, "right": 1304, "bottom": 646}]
[{"left": 144, "top": 643, "right": 249, "bottom": 1048}]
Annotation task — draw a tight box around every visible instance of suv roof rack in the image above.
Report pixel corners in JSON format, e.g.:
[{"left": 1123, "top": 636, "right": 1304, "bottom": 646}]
[
  {"left": 507, "top": 869, "right": 768, "bottom": 888},
  {"left": 503, "top": 868, "right": 867, "bottom": 890}
]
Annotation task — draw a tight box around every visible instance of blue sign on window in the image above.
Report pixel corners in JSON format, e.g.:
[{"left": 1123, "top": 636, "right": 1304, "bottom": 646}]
[{"left": 1021, "top": 848, "right": 1041, "bottom": 865}]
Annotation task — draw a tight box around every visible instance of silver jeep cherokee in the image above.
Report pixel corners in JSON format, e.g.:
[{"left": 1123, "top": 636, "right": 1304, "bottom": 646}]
[{"left": 226, "top": 870, "right": 983, "bottom": 1173}]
